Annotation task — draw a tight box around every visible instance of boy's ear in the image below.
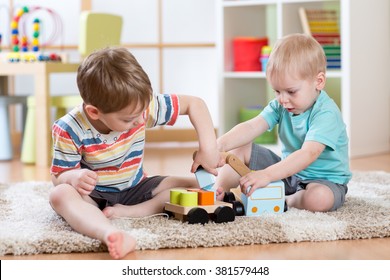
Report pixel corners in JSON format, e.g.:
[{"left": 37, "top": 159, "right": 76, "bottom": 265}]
[
  {"left": 84, "top": 104, "right": 101, "bottom": 120},
  {"left": 316, "top": 72, "right": 326, "bottom": 91}
]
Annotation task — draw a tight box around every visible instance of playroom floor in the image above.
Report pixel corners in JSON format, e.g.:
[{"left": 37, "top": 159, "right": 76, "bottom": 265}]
[{"left": 1, "top": 144, "right": 390, "bottom": 260}]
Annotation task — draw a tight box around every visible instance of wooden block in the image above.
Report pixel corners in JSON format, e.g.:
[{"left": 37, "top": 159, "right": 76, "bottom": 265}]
[
  {"left": 199, "top": 191, "right": 214, "bottom": 205},
  {"left": 188, "top": 189, "right": 215, "bottom": 206},
  {"left": 194, "top": 167, "right": 215, "bottom": 191},
  {"left": 179, "top": 191, "right": 198, "bottom": 207},
  {"left": 170, "top": 189, "right": 185, "bottom": 204}
]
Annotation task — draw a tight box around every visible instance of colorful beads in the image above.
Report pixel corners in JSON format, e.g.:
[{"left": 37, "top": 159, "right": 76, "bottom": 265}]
[
  {"left": 32, "top": 18, "right": 40, "bottom": 52},
  {"left": 10, "top": 6, "right": 40, "bottom": 52}
]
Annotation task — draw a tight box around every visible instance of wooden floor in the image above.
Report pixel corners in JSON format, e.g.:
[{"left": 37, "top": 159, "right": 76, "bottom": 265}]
[{"left": 1, "top": 145, "right": 390, "bottom": 260}]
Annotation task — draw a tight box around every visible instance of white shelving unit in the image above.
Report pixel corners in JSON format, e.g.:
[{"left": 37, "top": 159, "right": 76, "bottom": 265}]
[{"left": 217, "top": 0, "right": 390, "bottom": 157}]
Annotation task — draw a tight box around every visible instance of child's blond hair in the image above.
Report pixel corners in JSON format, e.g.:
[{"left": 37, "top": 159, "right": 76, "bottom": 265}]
[{"left": 266, "top": 33, "right": 326, "bottom": 82}]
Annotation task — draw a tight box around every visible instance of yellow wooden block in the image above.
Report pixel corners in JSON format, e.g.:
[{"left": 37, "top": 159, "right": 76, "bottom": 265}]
[
  {"left": 170, "top": 189, "right": 185, "bottom": 205},
  {"left": 179, "top": 191, "right": 198, "bottom": 207}
]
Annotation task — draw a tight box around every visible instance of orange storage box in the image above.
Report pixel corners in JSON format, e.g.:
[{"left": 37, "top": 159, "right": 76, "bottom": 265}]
[{"left": 233, "top": 37, "right": 268, "bottom": 71}]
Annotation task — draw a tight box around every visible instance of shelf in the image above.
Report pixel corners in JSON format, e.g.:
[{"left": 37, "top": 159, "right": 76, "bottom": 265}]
[
  {"left": 223, "top": 0, "right": 277, "bottom": 7},
  {"left": 224, "top": 70, "right": 341, "bottom": 79},
  {"left": 325, "top": 70, "right": 342, "bottom": 78},
  {"left": 223, "top": 71, "right": 267, "bottom": 78},
  {"left": 223, "top": 0, "right": 335, "bottom": 8},
  {"left": 218, "top": 0, "right": 390, "bottom": 157}
]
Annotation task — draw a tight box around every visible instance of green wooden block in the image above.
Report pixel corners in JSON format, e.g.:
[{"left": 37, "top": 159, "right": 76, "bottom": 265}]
[
  {"left": 179, "top": 192, "right": 198, "bottom": 207},
  {"left": 170, "top": 189, "right": 185, "bottom": 205}
]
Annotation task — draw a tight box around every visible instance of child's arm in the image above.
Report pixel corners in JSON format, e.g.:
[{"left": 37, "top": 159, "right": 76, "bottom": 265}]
[
  {"left": 51, "top": 169, "right": 98, "bottom": 196},
  {"left": 178, "top": 95, "right": 219, "bottom": 175},
  {"left": 217, "top": 115, "right": 270, "bottom": 152},
  {"left": 240, "top": 141, "right": 325, "bottom": 196}
]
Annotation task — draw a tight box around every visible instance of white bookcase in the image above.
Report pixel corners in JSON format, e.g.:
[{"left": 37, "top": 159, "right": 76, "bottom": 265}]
[{"left": 217, "top": 0, "right": 390, "bottom": 158}]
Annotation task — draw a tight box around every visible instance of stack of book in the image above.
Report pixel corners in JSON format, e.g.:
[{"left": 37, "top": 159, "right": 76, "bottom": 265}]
[{"left": 299, "top": 8, "right": 341, "bottom": 69}]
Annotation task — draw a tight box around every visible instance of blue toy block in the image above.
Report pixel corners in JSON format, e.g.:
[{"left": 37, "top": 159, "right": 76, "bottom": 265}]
[
  {"left": 241, "top": 181, "right": 285, "bottom": 216},
  {"left": 194, "top": 167, "right": 216, "bottom": 192}
]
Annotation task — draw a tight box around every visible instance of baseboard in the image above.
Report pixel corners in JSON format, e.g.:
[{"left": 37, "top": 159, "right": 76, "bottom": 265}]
[{"left": 145, "top": 128, "right": 218, "bottom": 142}]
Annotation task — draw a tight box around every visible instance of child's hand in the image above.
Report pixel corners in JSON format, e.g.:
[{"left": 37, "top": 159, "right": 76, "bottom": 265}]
[
  {"left": 70, "top": 169, "right": 98, "bottom": 195},
  {"left": 239, "top": 170, "right": 271, "bottom": 196},
  {"left": 191, "top": 150, "right": 220, "bottom": 176},
  {"left": 215, "top": 186, "right": 225, "bottom": 201},
  {"left": 218, "top": 152, "right": 228, "bottom": 167}
]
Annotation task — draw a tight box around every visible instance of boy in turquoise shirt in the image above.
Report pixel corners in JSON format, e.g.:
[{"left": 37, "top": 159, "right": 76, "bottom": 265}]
[{"left": 215, "top": 33, "right": 351, "bottom": 212}]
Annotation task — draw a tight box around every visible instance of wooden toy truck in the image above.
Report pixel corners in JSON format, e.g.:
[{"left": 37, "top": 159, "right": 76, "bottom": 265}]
[
  {"left": 164, "top": 153, "right": 286, "bottom": 224},
  {"left": 164, "top": 188, "right": 235, "bottom": 224}
]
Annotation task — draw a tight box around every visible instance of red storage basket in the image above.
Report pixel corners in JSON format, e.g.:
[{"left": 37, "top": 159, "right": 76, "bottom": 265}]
[{"left": 233, "top": 37, "right": 268, "bottom": 71}]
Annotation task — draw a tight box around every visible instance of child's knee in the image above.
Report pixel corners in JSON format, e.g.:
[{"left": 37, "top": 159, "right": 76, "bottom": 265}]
[
  {"left": 303, "top": 186, "right": 334, "bottom": 212},
  {"left": 49, "top": 184, "right": 72, "bottom": 207},
  {"left": 230, "top": 143, "right": 252, "bottom": 161}
]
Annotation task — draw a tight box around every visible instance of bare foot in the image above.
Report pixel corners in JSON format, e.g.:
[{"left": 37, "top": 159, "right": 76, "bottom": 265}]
[{"left": 105, "top": 231, "right": 136, "bottom": 259}]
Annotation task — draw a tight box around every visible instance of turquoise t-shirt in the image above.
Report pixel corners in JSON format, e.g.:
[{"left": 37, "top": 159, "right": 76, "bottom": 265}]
[{"left": 260, "top": 91, "right": 352, "bottom": 184}]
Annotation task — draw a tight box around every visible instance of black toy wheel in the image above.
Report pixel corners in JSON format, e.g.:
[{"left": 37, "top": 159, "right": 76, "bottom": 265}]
[
  {"left": 284, "top": 201, "right": 288, "bottom": 212},
  {"left": 164, "top": 209, "right": 174, "bottom": 218},
  {"left": 213, "top": 206, "right": 235, "bottom": 223},
  {"left": 232, "top": 201, "right": 245, "bottom": 216},
  {"left": 187, "top": 207, "right": 210, "bottom": 224},
  {"left": 223, "top": 191, "right": 236, "bottom": 203}
]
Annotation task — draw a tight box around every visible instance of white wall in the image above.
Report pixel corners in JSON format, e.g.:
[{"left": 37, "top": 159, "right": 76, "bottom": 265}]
[
  {"left": 347, "top": 0, "right": 390, "bottom": 156},
  {"left": 2, "top": 0, "right": 218, "bottom": 128}
]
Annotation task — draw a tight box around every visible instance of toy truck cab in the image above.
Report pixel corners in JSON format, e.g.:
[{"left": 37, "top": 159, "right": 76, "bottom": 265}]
[
  {"left": 225, "top": 153, "right": 287, "bottom": 216},
  {"left": 241, "top": 181, "right": 285, "bottom": 216}
]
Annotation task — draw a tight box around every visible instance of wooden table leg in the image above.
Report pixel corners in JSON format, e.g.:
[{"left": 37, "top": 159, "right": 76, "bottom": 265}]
[{"left": 34, "top": 70, "right": 51, "bottom": 168}]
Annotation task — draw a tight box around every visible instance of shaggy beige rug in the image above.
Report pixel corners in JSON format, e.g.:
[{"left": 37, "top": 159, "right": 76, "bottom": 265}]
[{"left": 1, "top": 171, "right": 389, "bottom": 256}]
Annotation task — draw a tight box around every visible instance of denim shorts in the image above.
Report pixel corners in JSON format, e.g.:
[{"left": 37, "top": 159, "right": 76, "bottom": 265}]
[
  {"left": 249, "top": 143, "right": 348, "bottom": 211},
  {"left": 89, "top": 176, "right": 167, "bottom": 210}
]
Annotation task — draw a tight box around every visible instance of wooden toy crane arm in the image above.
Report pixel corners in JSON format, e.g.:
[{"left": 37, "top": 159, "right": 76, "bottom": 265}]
[
  {"left": 225, "top": 154, "right": 251, "bottom": 177},
  {"left": 193, "top": 150, "right": 251, "bottom": 177}
]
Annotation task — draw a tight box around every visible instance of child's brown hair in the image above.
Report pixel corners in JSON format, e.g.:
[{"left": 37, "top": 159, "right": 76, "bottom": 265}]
[{"left": 77, "top": 47, "right": 152, "bottom": 113}]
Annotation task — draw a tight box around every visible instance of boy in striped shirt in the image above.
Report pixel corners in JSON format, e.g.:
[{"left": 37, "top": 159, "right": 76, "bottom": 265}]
[{"left": 50, "top": 47, "right": 219, "bottom": 259}]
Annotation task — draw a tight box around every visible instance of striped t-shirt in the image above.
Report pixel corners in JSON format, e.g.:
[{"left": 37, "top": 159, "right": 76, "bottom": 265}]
[{"left": 51, "top": 93, "right": 179, "bottom": 192}]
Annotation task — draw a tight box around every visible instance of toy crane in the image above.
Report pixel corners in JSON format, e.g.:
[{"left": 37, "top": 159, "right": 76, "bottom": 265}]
[{"left": 164, "top": 152, "right": 286, "bottom": 224}]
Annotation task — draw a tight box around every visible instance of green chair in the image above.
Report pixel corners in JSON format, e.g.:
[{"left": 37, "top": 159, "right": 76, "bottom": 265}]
[
  {"left": 20, "top": 12, "right": 123, "bottom": 164},
  {"left": 21, "top": 95, "right": 82, "bottom": 164},
  {"left": 79, "top": 11, "right": 123, "bottom": 57}
]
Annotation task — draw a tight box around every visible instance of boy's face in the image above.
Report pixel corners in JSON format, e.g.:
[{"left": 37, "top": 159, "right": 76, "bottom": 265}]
[
  {"left": 269, "top": 73, "right": 322, "bottom": 115},
  {"left": 97, "top": 102, "right": 147, "bottom": 133}
]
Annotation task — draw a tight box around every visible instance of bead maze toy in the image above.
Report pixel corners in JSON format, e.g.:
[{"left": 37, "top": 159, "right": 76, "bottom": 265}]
[
  {"left": 224, "top": 153, "right": 286, "bottom": 216},
  {"left": 6, "top": 6, "right": 63, "bottom": 63}
]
